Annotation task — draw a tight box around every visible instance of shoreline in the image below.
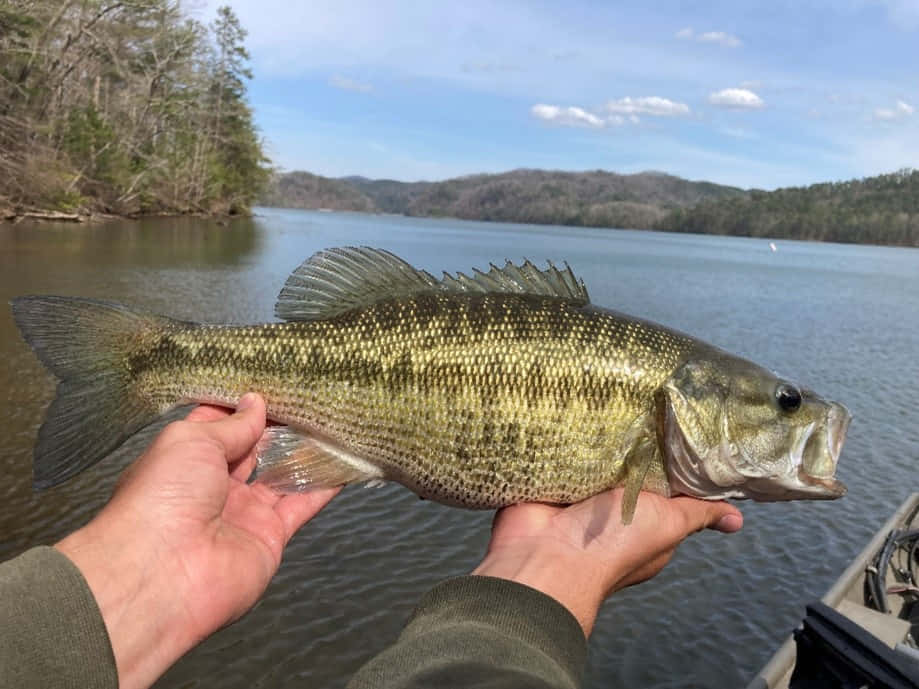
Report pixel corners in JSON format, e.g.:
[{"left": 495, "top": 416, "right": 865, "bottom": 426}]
[{"left": 0, "top": 205, "right": 246, "bottom": 225}]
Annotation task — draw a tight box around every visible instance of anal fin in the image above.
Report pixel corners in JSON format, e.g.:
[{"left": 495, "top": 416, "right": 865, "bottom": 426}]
[{"left": 254, "top": 426, "right": 384, "bottom": 493}]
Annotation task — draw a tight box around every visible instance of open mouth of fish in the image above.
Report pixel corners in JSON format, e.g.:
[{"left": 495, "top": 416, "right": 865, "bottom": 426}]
[
  {"left": 746, "top": 402, "right": 851, "bottom": 501},
  {"left": 663, "top": 399, "right": 851, "bottom": 502},
  {"left": 795, "top": 402, "right": 850, "bottom": 495}
]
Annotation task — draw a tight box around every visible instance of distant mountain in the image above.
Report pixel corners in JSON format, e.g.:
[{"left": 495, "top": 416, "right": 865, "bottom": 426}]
[
  {"left": 658, "top": 168, "right": 919, "bottom": 246},
  {"left": 259, "top": 167, "right": 919, "bottom": 246},
  {"left": 260, "top": 171, "right": 376, "bottom": 212},
  {"left": 261, "top": 168, "right": 745, "bottom": 230},
  {"left": 342, "top": 177, "right": 434, "bottom": 214}
]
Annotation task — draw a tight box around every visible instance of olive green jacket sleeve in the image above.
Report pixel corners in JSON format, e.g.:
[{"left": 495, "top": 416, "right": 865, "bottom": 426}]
[
  {"left": 0, "top": 550, "right": 585, "bottom": 689},
  {"left": 347, "top": 576, "right": 588, "bottom": 689},
  {"left": 0, "top": 546, "right": 118, "bottom": 689}
]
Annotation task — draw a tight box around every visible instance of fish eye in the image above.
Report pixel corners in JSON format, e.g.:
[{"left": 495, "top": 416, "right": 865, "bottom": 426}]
[{"left": 776, "top": 383, "right": 802, "bottom": 412}]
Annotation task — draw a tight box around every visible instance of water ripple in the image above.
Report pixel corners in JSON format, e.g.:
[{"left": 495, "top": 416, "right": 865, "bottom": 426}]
[{"left": 2, "top": 212, "right": 918, "bottom": 689}]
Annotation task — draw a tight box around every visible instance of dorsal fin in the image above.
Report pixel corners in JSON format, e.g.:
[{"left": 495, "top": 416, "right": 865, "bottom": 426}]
[{"left": 274, "top": 246, "right": 590, "bottom": 321}]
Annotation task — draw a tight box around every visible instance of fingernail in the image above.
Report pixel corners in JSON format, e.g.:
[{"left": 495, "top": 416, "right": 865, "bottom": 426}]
[
  {"left": 237, "top": 393, "right": 257, "bottom": 411},
  {"left": 715, "top": 514, "right": 743, "bottom": 532}
]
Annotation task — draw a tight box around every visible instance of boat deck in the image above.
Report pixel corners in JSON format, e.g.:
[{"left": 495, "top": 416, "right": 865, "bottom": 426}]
[{"left": 746, "top": 492, "right": 919, "bottom": 689}]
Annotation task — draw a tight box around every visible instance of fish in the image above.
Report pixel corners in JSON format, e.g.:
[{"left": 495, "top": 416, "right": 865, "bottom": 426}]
[{"left": 11, "top": 246, "right": 850, "bottom": 523}]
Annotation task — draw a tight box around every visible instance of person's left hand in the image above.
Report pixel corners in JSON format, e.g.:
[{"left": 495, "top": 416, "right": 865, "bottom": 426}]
[
  {"left": 472, "top": 488, "right": 742, "bottom": 636},
  {"left": 56, "top": 393, "right": 339, "bottom": 689}
]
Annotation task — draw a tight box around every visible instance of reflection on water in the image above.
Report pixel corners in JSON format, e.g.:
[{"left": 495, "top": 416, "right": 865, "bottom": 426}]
[
  {"left": 0, "top": 215, "right": 261, "bottom": 562},
  {"left": 2, "top": 208, "right": 918, "bottom": 689},
  {"left": 0, "top": 215, "right": 261, "bottom": 268}
]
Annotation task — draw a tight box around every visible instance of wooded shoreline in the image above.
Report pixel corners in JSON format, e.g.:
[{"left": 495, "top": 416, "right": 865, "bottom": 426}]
[
  {"left": 260, "top": 167, "right": 919, "bottom": 248},
  {"left": 0, "top": 203, "right": 245, "bottom": 225},
  {"left": 5, "top": 4, "right": 916, "bottom": 246},
  {"left": 1, "top": 3, "right": 267, "bottom": 222}
]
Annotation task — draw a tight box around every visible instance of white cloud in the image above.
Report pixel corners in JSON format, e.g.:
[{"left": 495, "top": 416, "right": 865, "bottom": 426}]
[
  {"left": 675, "top": 27, "right": 742, "bottom": 47},
  {"left": 603, "top": 96, "right": 690, "bottom": 117},
  {"left": 532, "top": 96, "right": 690, "bottom": 128},
  {"left": 531, "top": 104, "right": 605, "bottom": 128},
  {"left": 698, "top": 31, "right": 742, "bottom": 48},
  {"left": 329, "top": 74, "right": 373, "bottom": 93},
  {"left": 873, "top": 99, "right": 914, "bottom": 121},
  {"left": 709, "top": 88, "right": 765, "bottom": 109}
]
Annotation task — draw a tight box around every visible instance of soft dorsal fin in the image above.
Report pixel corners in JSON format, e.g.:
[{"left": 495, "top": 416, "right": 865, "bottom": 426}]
[{"left": 274, "top": 246, "right": 590, "bottom": 321}]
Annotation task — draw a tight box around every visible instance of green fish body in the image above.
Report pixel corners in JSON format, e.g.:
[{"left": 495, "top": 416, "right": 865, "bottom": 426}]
[{"left": 12, "top": 247, "right": 849, "bottom": 523}]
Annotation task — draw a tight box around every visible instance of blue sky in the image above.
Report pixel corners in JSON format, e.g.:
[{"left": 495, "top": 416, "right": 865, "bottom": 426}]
[{"left": 198, "top": 0, "right": 919, "bottom": 189}]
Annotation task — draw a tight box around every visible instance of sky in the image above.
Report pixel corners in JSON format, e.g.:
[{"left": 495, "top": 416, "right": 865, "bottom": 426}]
[{"left": 197, "top": 0, "right": 919, "bottom": 189}]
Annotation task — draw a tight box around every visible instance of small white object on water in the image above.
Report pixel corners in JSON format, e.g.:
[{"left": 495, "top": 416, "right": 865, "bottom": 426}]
[{"left": 769, "top": 242, "right": 777, "bottom": 252}]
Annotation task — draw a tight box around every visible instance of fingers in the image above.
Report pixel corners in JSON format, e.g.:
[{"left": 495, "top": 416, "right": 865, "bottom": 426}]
[
  {"left": 492, "top": 502, "right": 559, "bottom": 531},
  {"left": 228, "top": 451, "right": 258, "bottom": 482},
  {"left": 712, "top": 509, "right": 744, "bottom": 533},
  {"left": 672, "top": 496, "right": 743, "bottom": 534},
  {"left": 195, "top": 393, "right": 267, "bottom": 462},
  {"left": 274, "top": 487, "right": 341, "bottom": 542},
  {"left": 185, "top": 404, "right": 233, "bottom": 423}
]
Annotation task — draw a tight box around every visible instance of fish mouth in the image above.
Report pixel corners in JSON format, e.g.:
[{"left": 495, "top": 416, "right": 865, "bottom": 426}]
[
  {"left": 660, "top": 387, "right": 851, "bottom": 502},
  {"left": 800, "top": 401, "right": 850, "bottom": 496},
  {"left": 747, "top": 401, "right": 851, "bottom": 501}
]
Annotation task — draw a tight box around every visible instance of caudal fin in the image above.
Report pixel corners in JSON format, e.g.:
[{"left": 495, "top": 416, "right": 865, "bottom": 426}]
[{"left": 12, "top": 296, "right": 172, "bottom": 489}]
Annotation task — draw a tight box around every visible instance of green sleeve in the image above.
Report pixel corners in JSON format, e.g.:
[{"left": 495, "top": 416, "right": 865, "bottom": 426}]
[
  {"left": 347, "top": 575, "right": 587, "bottom": 689},
  {"left": 0, "top": 546, "right": 118, "bottom": 689}
]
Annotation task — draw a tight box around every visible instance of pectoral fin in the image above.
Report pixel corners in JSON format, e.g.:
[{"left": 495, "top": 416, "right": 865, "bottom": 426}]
[
  {"left": 618, "top": 412, "right": 667, "bottom": 525},
  {"left": 621, "top": 447, "right": 655, "bottom": 525},
  {"left": 254, "top": 426, "right": 384, "bottom": 493}
]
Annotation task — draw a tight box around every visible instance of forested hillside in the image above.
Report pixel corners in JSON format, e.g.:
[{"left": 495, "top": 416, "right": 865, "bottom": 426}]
[
  {"left": 263, "top": 167, "right": 919, "bottom": 246},
  {"left": 264, "top": 169, "right": 745, "bottom": 229},
  {"left": 260, "top": 172, "right": 376, "bottom": 212},
  {"left": 658, "top": 169, "right": 919, "bottom": 246},
  {"left": 0, "top": 1, "right": 267, "bottom": 219}
]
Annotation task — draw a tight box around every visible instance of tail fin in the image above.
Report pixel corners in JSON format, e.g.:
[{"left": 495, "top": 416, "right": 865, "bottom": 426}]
[{"left": 12, "top": 296, "right": 172, "bottom": 489}]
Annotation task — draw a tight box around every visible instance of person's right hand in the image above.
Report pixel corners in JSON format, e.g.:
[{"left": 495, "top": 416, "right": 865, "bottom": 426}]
[
  {"left": 471, "top": 489, "right": 743, "bottom": 636},
  {"left": 56, "top": 394, "right": 339, "bottom": 689}
]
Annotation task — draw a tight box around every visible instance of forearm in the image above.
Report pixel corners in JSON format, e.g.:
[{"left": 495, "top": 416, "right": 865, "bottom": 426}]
[
  {"left": 54, "top": 516, "right": 192, "bottom": 689},
  {"left": 347, "top": 576, "right": 587, "bottom": 689},
  {"left": 0, "top": 546, "right": 118, "bottom": 689},
  {"left": 472, "top": 545, "right": 608, "bottom": 636}
]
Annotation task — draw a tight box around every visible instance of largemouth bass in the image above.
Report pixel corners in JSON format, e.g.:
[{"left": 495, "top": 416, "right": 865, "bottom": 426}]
[{"left": 12, "top": 246, "right": 849, "bottom": 523}]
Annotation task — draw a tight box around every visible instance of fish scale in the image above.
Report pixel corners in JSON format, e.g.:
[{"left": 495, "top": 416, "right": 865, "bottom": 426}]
[
  {"left": 127, "top": 291, "right": 691, "bottom": 508},
  {"left": 12, "top": 246, "right": 849, "bottom": 523}
]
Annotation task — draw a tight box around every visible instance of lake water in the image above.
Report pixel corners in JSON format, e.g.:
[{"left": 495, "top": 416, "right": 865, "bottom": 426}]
[{"left": 2, "top": 207, "right": 918, "bottom": 688}]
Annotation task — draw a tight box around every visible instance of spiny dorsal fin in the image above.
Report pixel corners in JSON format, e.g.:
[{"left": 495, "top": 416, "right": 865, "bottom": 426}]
[
  {"left": 275, "top": 247, "right": 590, "bottom": 321},
  {"left": 275, "top": 247, "right": 439, "bottom": 321}
]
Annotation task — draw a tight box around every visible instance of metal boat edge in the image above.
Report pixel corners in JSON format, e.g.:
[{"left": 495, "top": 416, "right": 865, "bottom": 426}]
[{"left": 747, "top": 492, "right": 919, "bottom": 689}]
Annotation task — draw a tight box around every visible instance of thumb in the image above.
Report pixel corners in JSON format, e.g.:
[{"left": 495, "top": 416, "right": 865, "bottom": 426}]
[
  {"left": 706, "top": 501, "right": 743, "bottom": 533},
  {"left": 674, "top": 497, "right": 744, "bottom": 534},
  {"left": 200, "top": 392, "right": 267, "bottom": 462}
]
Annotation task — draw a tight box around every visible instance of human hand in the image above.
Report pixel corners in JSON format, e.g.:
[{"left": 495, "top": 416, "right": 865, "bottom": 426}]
[
  {"left": 471, "top": 489, "right": 742, "bottom": 636},
  {"left": 55, "top": 393, "right": 339, "bottom": 689}
]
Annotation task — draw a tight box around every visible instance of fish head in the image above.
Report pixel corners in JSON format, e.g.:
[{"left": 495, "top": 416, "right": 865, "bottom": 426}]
[{"left": 657, "top": 351, "right": 850, "bottom": 502}]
